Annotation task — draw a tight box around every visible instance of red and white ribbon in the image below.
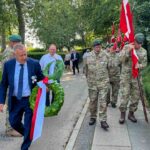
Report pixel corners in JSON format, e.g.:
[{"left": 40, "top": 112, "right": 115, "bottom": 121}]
[{"left": 30, "top": 77, "right": 48, "bottom": 142}]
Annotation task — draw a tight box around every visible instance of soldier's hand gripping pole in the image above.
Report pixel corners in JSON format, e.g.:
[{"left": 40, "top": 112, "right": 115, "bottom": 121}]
[{"left": 137, "top": 76, "right": 149, "bottom": 123}]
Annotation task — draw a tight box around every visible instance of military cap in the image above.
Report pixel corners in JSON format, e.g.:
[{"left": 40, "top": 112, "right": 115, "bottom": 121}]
[
  {"left": 134, "top": 33, "right": 144, "bottom": 44},
  {"left": 93, "top": 39, "right": 102, "bottom": 47},
  {"left": 9, "top": 34, "right": 22, "bottom": 42}
]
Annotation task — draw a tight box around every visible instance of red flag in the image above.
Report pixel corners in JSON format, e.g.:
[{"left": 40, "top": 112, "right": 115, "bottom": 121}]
[
  {"left": 131, "top": 49, "right": 139, "bottom": 78},
  {"left": 112, "top": 22, "right": 115, "bottom": 35},
  {"left": 111, "top": 22, "right": 116, "bottom": 43},
  {"left": 117, "top": 29, "right": 122, "bottom": 43},
  {"left": 119, "top": 0, "right": 134, "bottom": 42}
]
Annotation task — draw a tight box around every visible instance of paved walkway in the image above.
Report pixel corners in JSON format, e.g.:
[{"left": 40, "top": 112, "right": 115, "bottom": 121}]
[{"left": 92, "top": 102, "right": 150, "bottom": 150}]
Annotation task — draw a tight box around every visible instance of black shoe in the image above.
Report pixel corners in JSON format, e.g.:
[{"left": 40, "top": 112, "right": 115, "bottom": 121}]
[
  {"left": 111, "top": 103, "right": 116, "bottom": 108},
  {"left": 89, "top": 118, "right": 96, "bottom": 125},
  {"left": 106, "top": 101, "right": 110, "bottom": 106},
  {"left": 119, "top": 112, "right": 126, "bottom": 124},
  {"left": 101, "top": 121, "right": 109, "bottom": 130},
  {"left": 128, "top": 111, "right": 137, "bottom": 123}
]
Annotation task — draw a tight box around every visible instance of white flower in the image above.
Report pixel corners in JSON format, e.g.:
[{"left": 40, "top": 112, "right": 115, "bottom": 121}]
[{"left": 31, "top": 75, "right": 37, "bottom": 84}]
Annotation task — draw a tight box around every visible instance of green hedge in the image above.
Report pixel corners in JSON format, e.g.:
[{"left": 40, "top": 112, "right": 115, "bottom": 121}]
[
  {"left": 142, "top": 65, "right": 150, "bottom": 106},
  {"left": 27, "top": 52, "right": 66, "bottom": 60},
  {"left": 27, "top": 51, "right": 83, "bottom": 61}
]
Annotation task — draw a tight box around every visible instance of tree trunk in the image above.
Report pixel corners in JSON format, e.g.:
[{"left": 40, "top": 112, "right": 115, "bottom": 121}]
[
  {"left": 14, "top": 0, "right": 25, "bottom": 43},
  {"left": 1, "top": 28, "right": 6, "bottom": 52}
]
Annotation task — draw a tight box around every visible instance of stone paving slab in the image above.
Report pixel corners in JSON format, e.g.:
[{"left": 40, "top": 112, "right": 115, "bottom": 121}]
[
  {"left": 127, "top": 110, "right": 150, "bottom": 150},
  {"left": 92, "top": 145, "right": 131, "bottom": 150},
  {"left": 92, "top": 101, "right": 150, "bottom": 150},
  {"left": 92, "top": 107, "right": 131, "bottom": 150}
]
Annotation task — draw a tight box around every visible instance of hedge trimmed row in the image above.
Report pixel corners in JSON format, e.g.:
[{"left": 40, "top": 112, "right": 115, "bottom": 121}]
[{"left": 27, "top": 51, "right": 83, "bottom": 61}]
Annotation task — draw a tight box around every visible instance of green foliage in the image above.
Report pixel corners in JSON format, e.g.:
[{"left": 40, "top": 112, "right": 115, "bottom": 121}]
[
  {"left": 142, "top": 65, "right": 150, "bottom": 106},
  {"left": 27, "top": 52, "right": 66, "bottom": 60},
  {"left": 27, "top": 52, "right": 46, "bottom": 60},
  {"left": 29, "top": 0, "right": 82, "bottom": 48},
  {"left": 28, "top": 48, "right": 45, "bottom": 52},
  {"left": 81, "top": 0, "right": 120, "bottom": 37}
]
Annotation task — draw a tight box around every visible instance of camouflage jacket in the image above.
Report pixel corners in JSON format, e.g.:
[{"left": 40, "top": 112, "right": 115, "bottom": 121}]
[
  {"left": 120, "top": 45, "right": 147, "bottom": 80},
  {"left": 108, "top": 52, "right": 121, "bottom": 81},
  {"left": 1, "top": 47, "right": 14, "bottom": 63},
  {"left": 85, "top": 50, "right": 109, "bottom": 89}
]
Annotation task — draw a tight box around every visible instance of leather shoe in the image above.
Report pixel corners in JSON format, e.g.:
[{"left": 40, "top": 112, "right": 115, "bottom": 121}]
[
  {"left": 106, "top": 101, "right": 110, "bottom": 106},
  {"left": 101, "top": 121, "right": 109, "bottom": 130},
  {"left": 89, "top": 118, "right": 96, "bottom": 125},
  {"left": 111, "top": 103, "right": 116, "bottom": 108},
  {"left": 119, "top": 112, "right": 126, "bottom": 124},
  {"left": 128, "top": 111, "right": 137, "bottom": 123},
  {"left": 5, "top": 129, "right": 22, "bottom": 137}
]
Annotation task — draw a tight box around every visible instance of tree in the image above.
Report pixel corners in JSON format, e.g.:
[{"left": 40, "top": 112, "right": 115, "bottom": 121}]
[{"left": 14, "top": 0, "right": 25, "bottom": 43}]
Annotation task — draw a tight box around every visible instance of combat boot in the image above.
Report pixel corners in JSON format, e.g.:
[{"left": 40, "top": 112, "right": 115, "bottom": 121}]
[
  {"left": 128, "top": 111, "right": 137, "bottom": 123},
  {"left": 100, "top": 121, "right": 109, "bottom": 130},
  {"left": 89, "top": 118, "right": 96, "bottom": 125},
  {"left": 119, "top": 112, "right": 126, "bottom": 124}
]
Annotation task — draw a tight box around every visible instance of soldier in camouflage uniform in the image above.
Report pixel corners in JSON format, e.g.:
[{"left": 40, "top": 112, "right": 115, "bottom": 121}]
[
  {"left": 1, "top": 35, "right": 22, "bottom": 136},
  {"left": 85, "top": 39, "right": 110, "bottom": 130},
  {"left": 119, "top": 33, "right": 147, "bottom": 124},
  {"left": 107, "top": 43, "right": 121, "bottom": 108}
]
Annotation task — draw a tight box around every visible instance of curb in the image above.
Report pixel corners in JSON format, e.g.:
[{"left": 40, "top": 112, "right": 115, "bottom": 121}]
[{"left": 65, "top": 98, "right": 90, "bottom": 150}]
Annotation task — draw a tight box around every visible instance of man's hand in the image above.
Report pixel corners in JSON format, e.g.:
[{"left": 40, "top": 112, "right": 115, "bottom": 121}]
[
  {"left": 135, "top": 63, "right": 142, "bottom": 69},
  {"left": 128, "top": 43, "right": 134, "bottom": 52},
  {"left": 0, "top": 104, "right": 4, "bottom": 112}
]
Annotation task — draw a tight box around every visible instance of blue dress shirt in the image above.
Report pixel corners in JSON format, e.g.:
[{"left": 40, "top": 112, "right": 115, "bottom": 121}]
[{"left": 13, "top": 61, "right": 31, "bottom": 97}]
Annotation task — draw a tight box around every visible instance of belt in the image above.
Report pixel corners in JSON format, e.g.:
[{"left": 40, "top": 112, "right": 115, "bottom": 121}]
[{"left": 12, "top": 96, "right": 30, "bottom": 99}]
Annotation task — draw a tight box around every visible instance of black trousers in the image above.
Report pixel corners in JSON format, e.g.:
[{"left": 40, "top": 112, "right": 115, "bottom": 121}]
[
  {"left": 72, "top": 61, "right": 79, "bottom": 74},
  {"left": 46, "top": 79, "right": 60, "bottom": 106},
  {"left": 9, "top": 97, "right": 32, "bottom": 150}
]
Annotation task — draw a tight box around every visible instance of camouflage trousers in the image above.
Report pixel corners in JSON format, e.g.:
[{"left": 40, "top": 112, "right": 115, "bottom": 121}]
[
  {"left": 107, "top": 79, "right": 120, "bottom": 104},
  {"left": 119, "top": 77, "right": 142, "bottom": 112},
  {"left": 88, "top": 87, "right": 108, "bottom": 122}
]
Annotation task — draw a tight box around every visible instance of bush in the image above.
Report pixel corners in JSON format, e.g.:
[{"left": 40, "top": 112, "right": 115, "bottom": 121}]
[
  {"left": 28, "top": 48, "right": 46, "bottom": 52},
  {"left": 142, "top": 65, "right": 150, "bottom": 106},
  {"left": 27, "top": 52, "right": 66, "bottom": 60},
  {"left": 27, "top": 52, "right": 46, "bottom": 60}
]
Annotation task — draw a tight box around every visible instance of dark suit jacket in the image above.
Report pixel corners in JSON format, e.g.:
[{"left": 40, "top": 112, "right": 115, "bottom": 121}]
[
  {"left": 71, "top": 52, "right": 80, "bottom": 62},
  {"left": 0, "top": 58, "right": 44, "bottom": 111}
]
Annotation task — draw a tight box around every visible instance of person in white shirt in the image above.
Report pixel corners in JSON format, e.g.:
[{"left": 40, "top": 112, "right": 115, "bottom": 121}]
[
  {"left": 40, "top": 44, "right": 63, "bottom": 76},
  {"left": 64, "top": 51, "right": 71, "bottom": 71},
  {"left": 40, "top": 44, "right": 63, "bottom": 105},
  {"left": 82, "top": 49, "right": 90, "bottom": 74}
]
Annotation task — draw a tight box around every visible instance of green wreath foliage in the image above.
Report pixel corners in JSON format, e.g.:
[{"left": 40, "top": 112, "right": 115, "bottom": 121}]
[
  {"left": 43, "top": 60, "right": 65, "bottom": 80},
  {"left": 29, "top": 60, "right": 65, "bottom": 117}
]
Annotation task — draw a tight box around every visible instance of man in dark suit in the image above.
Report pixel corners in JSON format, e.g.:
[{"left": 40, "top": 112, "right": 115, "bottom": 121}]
[
  {"left": 0, "top": 44, "right": 44, "bottom": 150},
  {"left": 71, "top": 49, "right": 80, "bottom": 75}
]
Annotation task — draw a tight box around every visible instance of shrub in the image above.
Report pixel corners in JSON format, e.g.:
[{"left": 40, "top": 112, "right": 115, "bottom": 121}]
[
  {"left": 27, "top": 52, "right": 66, "bottom": 60},
  {"left": 142, "top": 65, "right": 150, "bottom": 106},
  {"left": 27, "top": 48, "right": 46, "bottom": 52}
]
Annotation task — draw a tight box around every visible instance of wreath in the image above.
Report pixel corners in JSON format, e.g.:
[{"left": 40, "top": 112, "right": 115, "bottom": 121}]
[{"left": 29, "top": 60, "right": 65, "bottom": 117}]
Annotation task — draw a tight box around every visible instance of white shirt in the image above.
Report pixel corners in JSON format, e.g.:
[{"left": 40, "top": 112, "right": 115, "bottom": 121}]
[
  {"left": 65, "top": 53, "right": 71, "bottom": 61},
  {"left": 40, "top": 53, "right": 63, "bottom": 75}
]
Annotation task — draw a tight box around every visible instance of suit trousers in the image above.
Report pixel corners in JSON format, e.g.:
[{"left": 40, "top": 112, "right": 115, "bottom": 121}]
[
  {"left": 9, "top": 96, "right": 33, "bottom": 150},
  {"left": 72, "top": 61, "right": 79, "bottom": 74}
]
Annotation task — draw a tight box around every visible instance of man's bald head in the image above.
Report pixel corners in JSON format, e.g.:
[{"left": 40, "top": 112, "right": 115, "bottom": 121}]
[{"left": 49, "top": 44, "right": 57, "bottom": 56}]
